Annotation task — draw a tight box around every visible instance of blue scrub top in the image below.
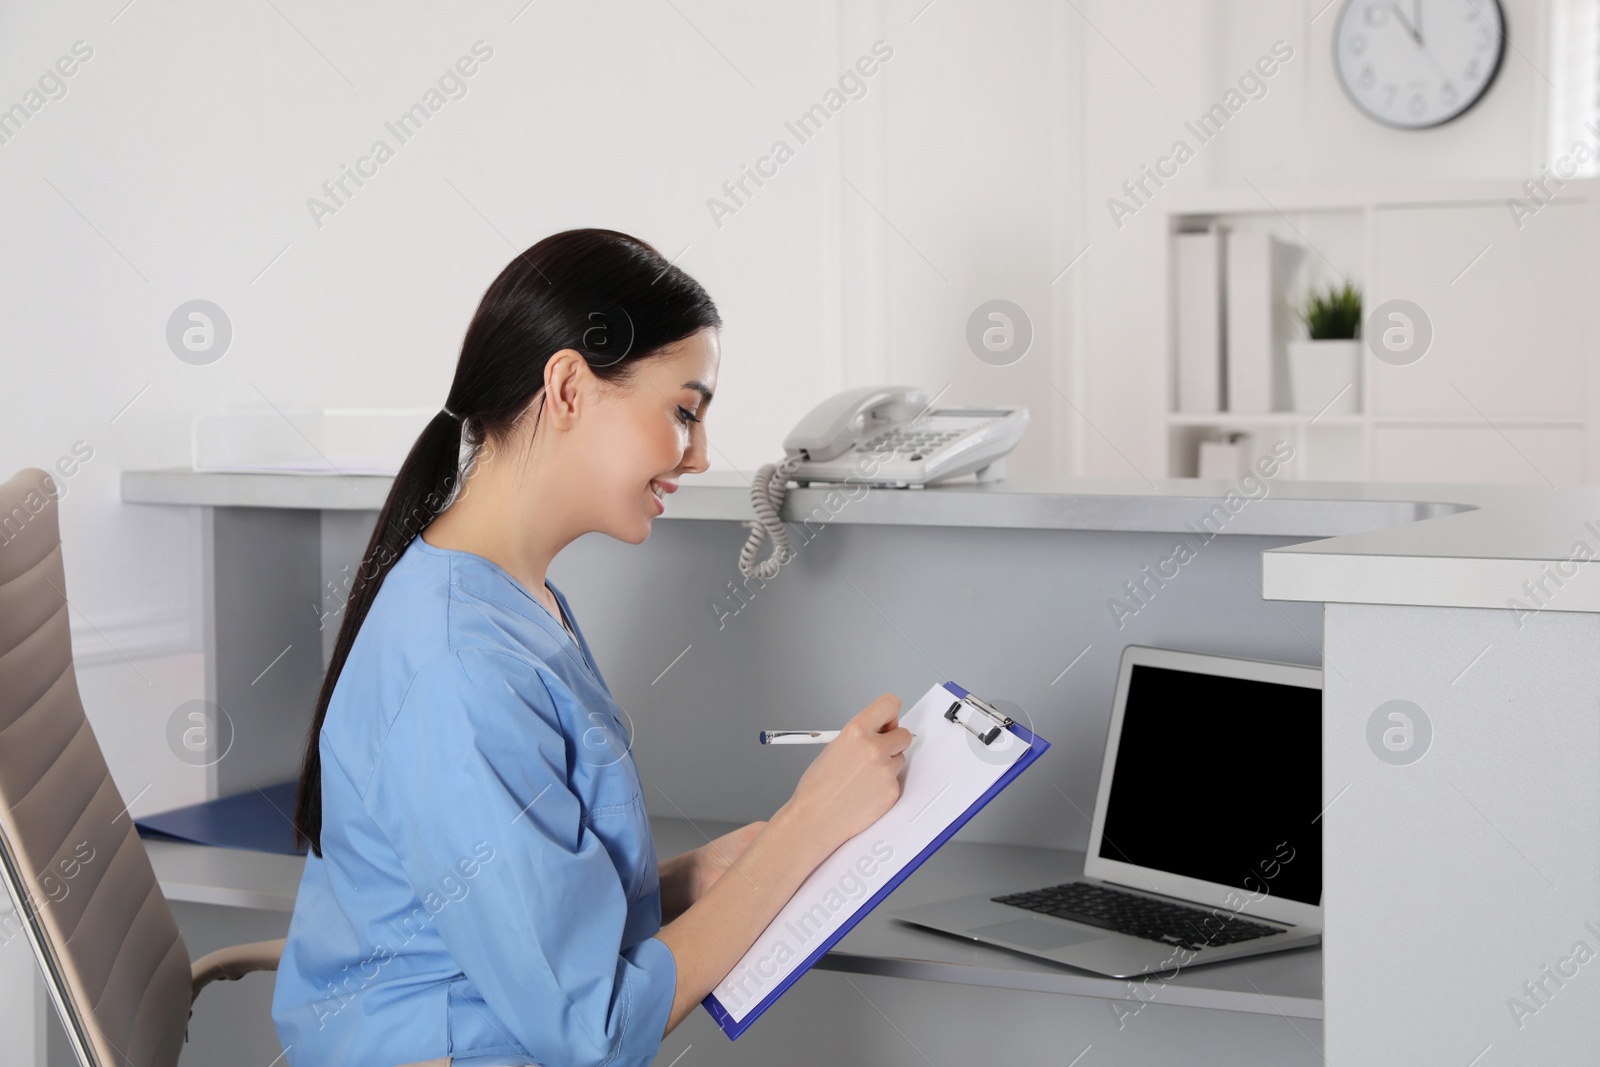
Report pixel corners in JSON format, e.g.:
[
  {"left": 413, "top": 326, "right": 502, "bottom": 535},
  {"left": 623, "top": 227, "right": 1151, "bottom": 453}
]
[{"left": 271, "top": 535, "right": 677, "bottom": 1067}]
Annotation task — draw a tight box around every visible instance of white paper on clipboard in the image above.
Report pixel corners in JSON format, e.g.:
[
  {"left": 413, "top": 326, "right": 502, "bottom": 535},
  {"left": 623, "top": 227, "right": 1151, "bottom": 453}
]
[{"left": 706, "top": 682, "right": 1039, "bottom": 1026}]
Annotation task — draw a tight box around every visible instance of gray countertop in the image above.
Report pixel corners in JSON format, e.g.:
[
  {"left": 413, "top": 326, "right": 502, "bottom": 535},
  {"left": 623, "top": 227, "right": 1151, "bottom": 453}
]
[
  {"left": 121, "top": 467, "right": 1473, "bottom": 538},
  {"left": 145, "top": 815, "right": 1320, "bottom": 1020},
  {"left": 122, "top": 466, "right": 1600, "bottom": 613}
]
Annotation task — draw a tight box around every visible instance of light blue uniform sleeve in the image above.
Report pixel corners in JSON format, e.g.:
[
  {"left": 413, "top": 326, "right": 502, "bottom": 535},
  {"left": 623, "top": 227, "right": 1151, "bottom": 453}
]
[{"left": 364, "top": 648, "right": 678, "bottom": 1067}]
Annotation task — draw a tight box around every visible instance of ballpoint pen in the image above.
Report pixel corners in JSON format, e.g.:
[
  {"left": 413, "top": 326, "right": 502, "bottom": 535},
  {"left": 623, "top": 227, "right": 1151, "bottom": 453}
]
[
  {"left": 758, "top": 728, "right": 915, "bottom": 744},
  {"left": 758, "top": 729, "right": 840, "bottom": 745}
]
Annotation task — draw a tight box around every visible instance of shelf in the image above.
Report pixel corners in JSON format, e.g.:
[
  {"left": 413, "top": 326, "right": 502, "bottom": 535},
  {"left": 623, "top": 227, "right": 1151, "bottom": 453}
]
[
  {"left": 1164, "top": 177, "right": 1600, "bottom": 216},
  {"left": 1365, "top": 417, "right": 1585, "bottom": 429},
  {"left": 1168, "top": 413, "right": 1585, "bottom": 429},
  {"left": 1160, "top": 180, "right": 1600, "bottom": 484},
  {"left": 1168, "top": 413, "right": 1365, "bottom": 427}
]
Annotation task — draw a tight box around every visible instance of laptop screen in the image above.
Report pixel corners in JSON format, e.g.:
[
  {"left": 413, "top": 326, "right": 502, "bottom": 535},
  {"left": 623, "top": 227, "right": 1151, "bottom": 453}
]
[{"left": 1096, "top": 663, "right": 1322, "bottom": 906}]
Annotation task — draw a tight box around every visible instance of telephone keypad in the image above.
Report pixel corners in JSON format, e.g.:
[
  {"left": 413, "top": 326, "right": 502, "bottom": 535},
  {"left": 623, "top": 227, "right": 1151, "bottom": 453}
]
[{"left": 861, "top": 417, "right": 986, "bottom": 457}]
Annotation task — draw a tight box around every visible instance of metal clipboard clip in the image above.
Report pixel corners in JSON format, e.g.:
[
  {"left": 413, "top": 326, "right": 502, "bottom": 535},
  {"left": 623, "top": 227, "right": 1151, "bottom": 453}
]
[{"left": 943, "top": 693, "right": 1013, "bottom": 746}]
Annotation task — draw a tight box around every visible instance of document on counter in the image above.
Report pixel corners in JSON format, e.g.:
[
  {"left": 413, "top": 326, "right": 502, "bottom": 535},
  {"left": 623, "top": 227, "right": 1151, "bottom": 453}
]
[{"left": 703, "top": 681, "right": 1050, "bottom": 1039}]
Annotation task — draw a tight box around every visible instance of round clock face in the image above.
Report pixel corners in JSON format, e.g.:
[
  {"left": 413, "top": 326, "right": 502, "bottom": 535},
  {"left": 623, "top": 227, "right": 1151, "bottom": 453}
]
[{"left": 1333, "top": 0, "right": 1506, "bottom": 129}]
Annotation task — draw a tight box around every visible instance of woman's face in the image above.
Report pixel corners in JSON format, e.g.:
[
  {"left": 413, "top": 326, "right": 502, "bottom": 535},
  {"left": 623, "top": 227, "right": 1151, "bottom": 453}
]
[{"left": 574, "top": 326, "right": 719, "bottom": 544}]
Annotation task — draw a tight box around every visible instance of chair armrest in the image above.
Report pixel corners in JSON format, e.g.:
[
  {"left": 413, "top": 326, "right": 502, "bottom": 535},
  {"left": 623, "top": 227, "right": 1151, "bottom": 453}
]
[{"left": 190, "top": 938, "right": 286, "bottom": 1001}]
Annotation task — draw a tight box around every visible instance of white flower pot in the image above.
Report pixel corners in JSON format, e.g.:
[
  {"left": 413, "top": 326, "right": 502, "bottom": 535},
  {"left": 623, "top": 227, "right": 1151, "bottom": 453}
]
[{"left": 1287, "top": 339, "right": 1361, "bottom": 415}]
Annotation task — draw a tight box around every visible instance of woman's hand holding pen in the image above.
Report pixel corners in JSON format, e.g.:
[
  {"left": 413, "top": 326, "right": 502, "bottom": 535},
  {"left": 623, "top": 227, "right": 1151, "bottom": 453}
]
[
  {"left": 778, "top": 693, "right": 912, "bottom": 861},
  {"left": 681, "top": 691, "right": 910, "bottom": 899}
]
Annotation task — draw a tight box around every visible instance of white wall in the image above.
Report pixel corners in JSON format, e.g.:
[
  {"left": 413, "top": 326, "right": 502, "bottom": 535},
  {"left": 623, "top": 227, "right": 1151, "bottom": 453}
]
[
  {"left": 0, "top": 1, "right": 826, "bottom": 662},
  {"left": 0, "top": 0, "right": 1078, "bottom": 668},
  {"left": 0, "top": 0, "right": 1560, "bottom": 665},
  {"left": 0, "top": 5, "right": 1566, "bottom": 1063},
  {"left": 1077, "top": 0, "right": 1554, "bottom": 480}
]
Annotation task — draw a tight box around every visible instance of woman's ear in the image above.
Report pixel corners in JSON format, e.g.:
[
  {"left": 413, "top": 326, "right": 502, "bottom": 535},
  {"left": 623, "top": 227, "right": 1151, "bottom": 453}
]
[{"left": 542, "top": 349, "right": 590, "bottom": 429}]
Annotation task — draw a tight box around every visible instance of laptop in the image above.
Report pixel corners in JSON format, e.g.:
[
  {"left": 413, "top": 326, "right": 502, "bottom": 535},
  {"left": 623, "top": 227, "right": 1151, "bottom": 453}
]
[{"left": 888, "top": 645, "right": 1322, "bottom": 978}]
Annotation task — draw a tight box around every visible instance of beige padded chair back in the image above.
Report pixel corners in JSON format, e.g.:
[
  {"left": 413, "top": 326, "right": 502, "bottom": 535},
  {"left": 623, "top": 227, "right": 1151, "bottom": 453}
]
[{"left": 0, "top": 468, "right": 193, "bottom": 1067}]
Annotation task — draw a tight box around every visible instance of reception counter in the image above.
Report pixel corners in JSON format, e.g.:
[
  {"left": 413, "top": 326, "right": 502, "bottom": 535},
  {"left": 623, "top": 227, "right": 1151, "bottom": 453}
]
[{"left": 119, "top": 467, "right": 1600, "bottom": 1065}]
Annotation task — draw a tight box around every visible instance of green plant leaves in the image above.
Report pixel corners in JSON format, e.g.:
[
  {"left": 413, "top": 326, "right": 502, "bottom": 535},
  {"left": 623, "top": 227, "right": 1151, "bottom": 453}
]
[{"left": 1296, "top": 280, "right": 1362, "bottom": 341}]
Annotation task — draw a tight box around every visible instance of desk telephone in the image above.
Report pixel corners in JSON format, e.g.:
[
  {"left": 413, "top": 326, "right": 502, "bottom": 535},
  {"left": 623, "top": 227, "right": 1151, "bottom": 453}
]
[{"left": 737, "top": 386, "right": 1028, "bottom": 580}]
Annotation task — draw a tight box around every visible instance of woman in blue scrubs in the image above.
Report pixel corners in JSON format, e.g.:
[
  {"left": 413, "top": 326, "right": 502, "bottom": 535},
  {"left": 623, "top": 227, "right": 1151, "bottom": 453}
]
[{"left": 271, "top": 229, "right": 912, "bottom": 1067}]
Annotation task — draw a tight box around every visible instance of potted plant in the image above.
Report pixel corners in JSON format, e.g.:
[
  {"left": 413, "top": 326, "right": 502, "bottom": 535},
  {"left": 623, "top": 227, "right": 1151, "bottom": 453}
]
[{"left": 1288, "top": 280, "right": 1362, "bottom": 415}]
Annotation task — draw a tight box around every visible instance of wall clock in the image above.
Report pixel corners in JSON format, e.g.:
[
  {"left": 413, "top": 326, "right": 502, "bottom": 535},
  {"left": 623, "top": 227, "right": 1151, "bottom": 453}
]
[{"left": 1333, "top": 0, "right": 1507, "bottom": 128}]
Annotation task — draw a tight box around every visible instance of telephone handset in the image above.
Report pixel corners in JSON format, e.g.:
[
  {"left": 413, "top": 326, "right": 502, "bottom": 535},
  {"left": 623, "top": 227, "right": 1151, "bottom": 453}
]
[
  {"left": 738, "top": 386, "right": 1029, "bottom": 579},
  {"left": 782, "top": 386, "right": 932, "bottom": 464}
]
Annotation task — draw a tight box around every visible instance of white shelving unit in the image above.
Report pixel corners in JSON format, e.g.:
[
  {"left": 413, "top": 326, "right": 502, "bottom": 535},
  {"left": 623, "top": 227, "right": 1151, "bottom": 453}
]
[{"left": 1161, "top": 179, "right": 1600, "bottom": 485}]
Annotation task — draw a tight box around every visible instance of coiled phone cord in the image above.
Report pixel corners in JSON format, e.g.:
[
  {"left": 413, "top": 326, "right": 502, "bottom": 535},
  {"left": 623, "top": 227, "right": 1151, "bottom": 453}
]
[{"left": 739, "top": 455, "right": 800, "bottom": 580}]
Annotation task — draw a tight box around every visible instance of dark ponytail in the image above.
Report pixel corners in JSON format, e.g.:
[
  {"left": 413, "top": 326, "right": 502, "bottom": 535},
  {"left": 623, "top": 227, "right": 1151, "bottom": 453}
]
[{"left": 293, "top": 229, "right": 722, "bottom": 855}]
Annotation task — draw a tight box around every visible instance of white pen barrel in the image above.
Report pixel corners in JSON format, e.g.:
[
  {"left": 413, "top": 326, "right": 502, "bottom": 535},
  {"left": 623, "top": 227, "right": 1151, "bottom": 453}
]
[{"left": 760, "top": 730, "right": 841, "bottom": 744}]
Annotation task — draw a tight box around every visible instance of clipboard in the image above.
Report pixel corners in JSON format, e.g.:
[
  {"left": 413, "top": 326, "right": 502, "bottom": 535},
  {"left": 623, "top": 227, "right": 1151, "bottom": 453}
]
[{"left": 702, "top": 681, "right": 1050, "bottom": 1039}]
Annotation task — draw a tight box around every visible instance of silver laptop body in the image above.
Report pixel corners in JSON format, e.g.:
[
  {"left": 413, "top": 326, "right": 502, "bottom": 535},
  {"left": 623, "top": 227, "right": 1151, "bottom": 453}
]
[{"left": 889, "top": 645, "right": 1323, "bottom": 979}]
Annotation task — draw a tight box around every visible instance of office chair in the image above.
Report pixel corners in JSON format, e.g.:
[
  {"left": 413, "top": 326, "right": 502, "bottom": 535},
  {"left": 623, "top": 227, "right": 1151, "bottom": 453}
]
[{"left": 0, "top": 467, "right": 284, "bottom": 1067}]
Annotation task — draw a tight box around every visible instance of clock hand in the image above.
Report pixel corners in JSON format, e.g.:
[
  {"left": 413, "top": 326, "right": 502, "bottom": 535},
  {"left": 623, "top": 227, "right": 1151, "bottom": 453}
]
[
  {"left": 1413, "top": 34, "right": 1449, "bottom": 82},
  {"left": 1413, "top": 0, "right": 1422, "bottom": 45},
  {"left": 1390, "top": 2, "right": 1422, "bottom": 45}
]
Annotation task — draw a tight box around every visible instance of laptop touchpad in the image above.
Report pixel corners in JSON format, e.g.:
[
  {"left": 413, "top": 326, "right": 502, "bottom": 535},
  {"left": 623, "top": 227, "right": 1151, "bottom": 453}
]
[{"left": 968, "top": 917, "right": 1100, "bottom": 950}]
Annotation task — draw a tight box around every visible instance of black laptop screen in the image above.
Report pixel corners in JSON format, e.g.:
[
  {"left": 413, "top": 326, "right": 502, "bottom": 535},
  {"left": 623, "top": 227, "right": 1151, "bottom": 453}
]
[{"left": 1096, "top": 662, "right": 1322, "bottom": 906}]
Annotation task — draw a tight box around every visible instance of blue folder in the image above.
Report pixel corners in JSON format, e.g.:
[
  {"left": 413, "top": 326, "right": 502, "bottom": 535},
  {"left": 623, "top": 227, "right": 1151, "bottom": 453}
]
[
  {"left": 134, "top": 780, "right": 307, "bottom": 856},
  {"left": 703, "top": 681, "right": 1050, "bottom": 1039}
]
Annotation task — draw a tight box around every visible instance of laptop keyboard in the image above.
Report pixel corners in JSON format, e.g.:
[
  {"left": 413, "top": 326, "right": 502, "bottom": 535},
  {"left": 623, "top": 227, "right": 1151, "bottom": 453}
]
[{"left": 991, "top": 881, "right": 1285, "bottom": 951}]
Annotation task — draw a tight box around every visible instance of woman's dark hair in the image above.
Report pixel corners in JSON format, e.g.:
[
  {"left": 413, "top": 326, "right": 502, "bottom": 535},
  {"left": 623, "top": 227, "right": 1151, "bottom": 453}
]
[{"left": 293, "top": 228, "right": 722, "bottom": 856}]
